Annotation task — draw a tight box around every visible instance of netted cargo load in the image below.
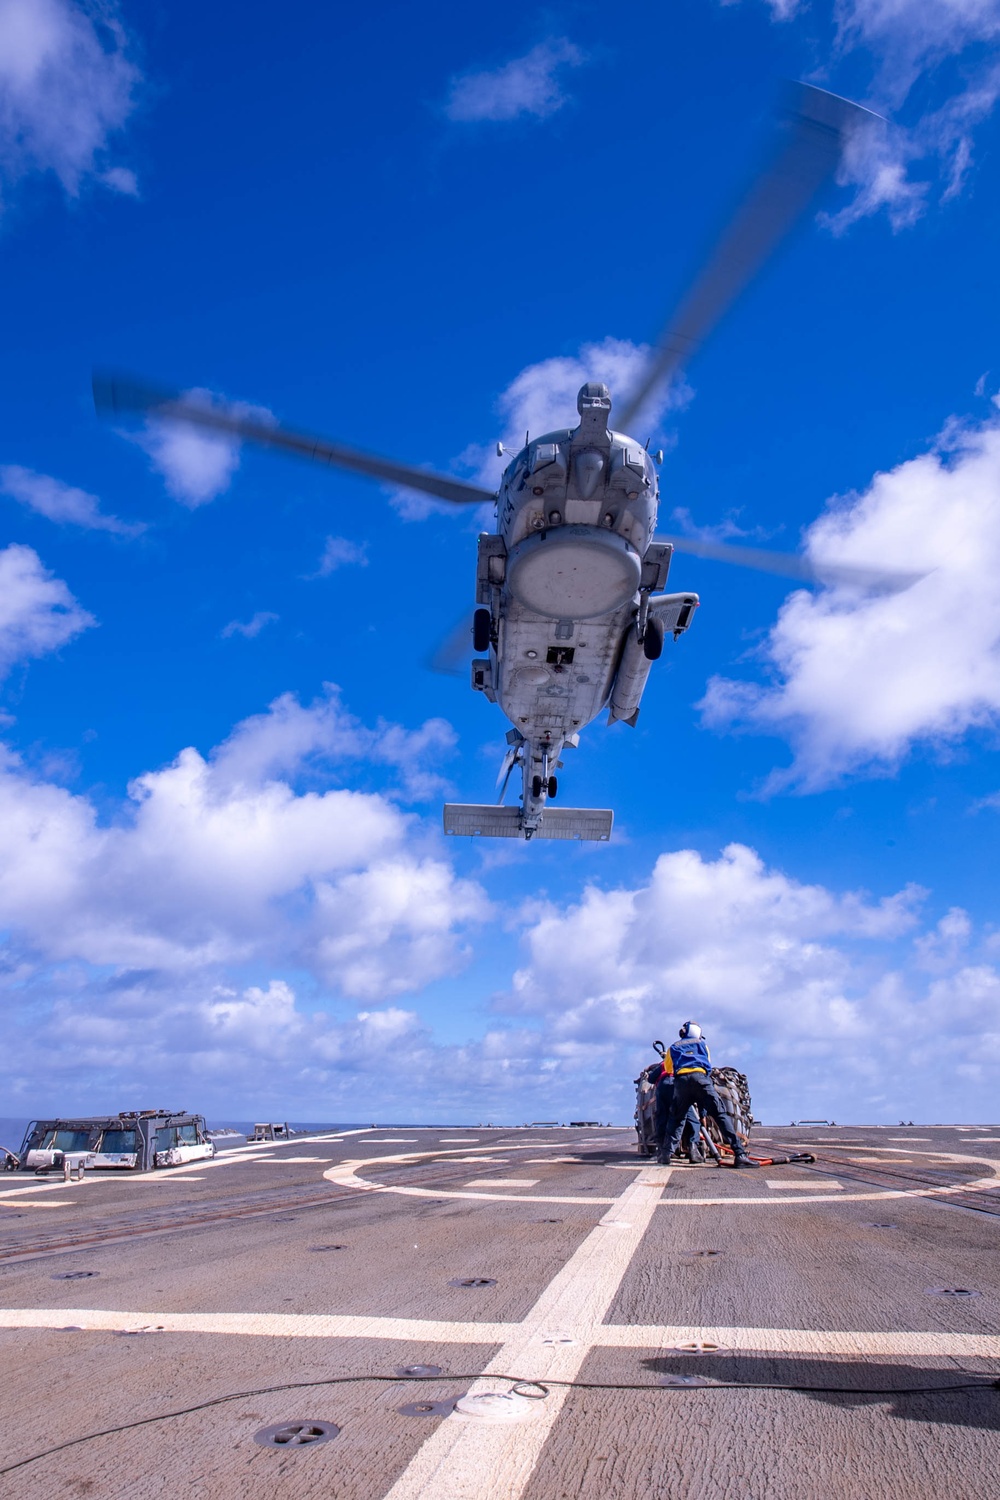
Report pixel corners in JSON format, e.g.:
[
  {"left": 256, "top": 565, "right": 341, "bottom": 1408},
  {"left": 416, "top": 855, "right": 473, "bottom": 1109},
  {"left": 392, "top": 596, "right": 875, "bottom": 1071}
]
[{"left": 633, "top": 1046, "right": 752, "bottom": 1157}]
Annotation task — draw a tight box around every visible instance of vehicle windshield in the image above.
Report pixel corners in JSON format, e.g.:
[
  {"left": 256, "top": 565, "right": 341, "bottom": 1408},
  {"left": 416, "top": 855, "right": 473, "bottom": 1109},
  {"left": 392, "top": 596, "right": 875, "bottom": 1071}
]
[
  {"left": 40, "top": 1129, "right": 92, "bottom": 1152},
  {"left": 98, "top": 1129, "right": 137, "bottom": 1153}
]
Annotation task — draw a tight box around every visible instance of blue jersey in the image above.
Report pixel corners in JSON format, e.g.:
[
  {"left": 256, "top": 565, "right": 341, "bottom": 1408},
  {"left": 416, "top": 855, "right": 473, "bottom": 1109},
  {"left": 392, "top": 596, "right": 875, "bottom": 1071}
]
[{"left": 667, "top": 1037, "right": 711, "bottom": 1076}]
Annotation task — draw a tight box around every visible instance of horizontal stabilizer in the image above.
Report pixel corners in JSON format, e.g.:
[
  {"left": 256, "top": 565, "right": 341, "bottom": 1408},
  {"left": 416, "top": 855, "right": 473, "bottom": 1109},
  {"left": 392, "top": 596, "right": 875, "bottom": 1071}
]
[{"left": 443, "top": 804, "right": 613, "bottom": 841}]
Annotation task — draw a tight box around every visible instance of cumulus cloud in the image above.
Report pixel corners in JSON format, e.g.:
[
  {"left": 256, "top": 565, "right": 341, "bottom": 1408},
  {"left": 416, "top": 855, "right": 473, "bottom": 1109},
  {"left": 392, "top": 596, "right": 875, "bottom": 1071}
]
[
  {"left": 0, "top": 542, "right": 94, "bottom": 679},
  {"left": 313, "top": 535, "right": 368, "bottom": 576},
  {"left": 0, "top": 690, "right": 481, "bottom": 985},
  {"left": 500, "top": 843, "right": 1000, "bottom": 1122},
  {"left": 0, "top": 0, "right": 140, "bottom": 206},
  {"left": 127, "top": 389, "right": 275, "bottom": 507},
  {"left": 700, "top": 408, "right": 1000, "bottom": 788},
  {"left": 221, "top": 610, "right": 278, "bottom": 640},
  {"left": 0, "top": 463, "right": 142, "bottom": 534},
  {"left": 444, "top": 38, "right": 585, "bottom": 123},
  {"left": 0, "top": 687, "right": 491, "bottom": 1115}
]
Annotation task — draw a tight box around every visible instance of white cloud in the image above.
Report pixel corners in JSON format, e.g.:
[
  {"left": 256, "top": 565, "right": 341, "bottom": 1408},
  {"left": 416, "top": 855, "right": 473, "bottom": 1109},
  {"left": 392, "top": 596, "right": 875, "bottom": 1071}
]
[
  {"left": 314, "top": 535, "right": 368, "bottom": 576},
  {"left": 127, "top": 389, "right": 275, "bottom": 508},
  {"left": 0, "top": 0, "right": 140, "bottom": 205},
  {"left": 444, "top": 38, "right": 585, "bottom": 123},
  {"left": 0, "top": 690, "right": 481, "bottom": 985},
  {"left": 221, "top": 610, "right": 278, "bottom": 640},
  {"left": 700, "top": 410, "right": 1000, "bottom": 789},
  {"left": 0, "top": 463, "right": 142, "bottom": 534},
  {"left": 0, "top": 542, "right": 94, "bottom": 679},
  {"left": 499, "top": 842, "right": 1000, "bottom": 1122}
]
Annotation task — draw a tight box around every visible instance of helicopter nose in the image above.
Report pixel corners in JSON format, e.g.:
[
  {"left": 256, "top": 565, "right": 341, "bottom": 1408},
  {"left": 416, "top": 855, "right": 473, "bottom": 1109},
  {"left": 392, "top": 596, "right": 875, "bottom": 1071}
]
[{"left": 574, "top": 451, "right": 605, "bottom": 499}]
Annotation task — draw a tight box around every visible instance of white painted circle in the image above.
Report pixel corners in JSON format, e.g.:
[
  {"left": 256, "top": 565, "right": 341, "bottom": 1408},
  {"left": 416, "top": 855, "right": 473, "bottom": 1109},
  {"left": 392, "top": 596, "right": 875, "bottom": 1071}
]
[{"left": 454, "top": 1391, "right": 542, "bottom": 1423}]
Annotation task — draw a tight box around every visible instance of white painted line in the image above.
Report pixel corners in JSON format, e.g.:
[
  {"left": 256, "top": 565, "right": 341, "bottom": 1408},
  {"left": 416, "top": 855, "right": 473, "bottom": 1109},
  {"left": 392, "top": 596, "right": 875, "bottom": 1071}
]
[
  {"left": 767, "top": 1180, "right": 843, "bottom": 1191},
  {"left": 0, "top": 1200, "right": 75, "bottom": 1209},
  {"left": 439, "top": 1139, "right": 480, "bottom": 1143},
  {"left": 596, "top": 1325, "right": 1000, "bottom": 1357},
  {"left": 464, "top": 1179, "right": 539, "bottom": 1189},
  {"left": 368, "top": 1139, "right": 419, "bottom": 1143},
  {"left": 5, "top": 1308, "right": 1000, "bottom": 1360},
  {"left": 0, "top": 1181, "right": 87, "bottom": 1199},
  {"left": 889, "top": 1137, "right": 931, "bottom": 1141},
  {"left": 380, "top": 1173, "right": 667, "bottom": 1500},
  {"left": 453, "top": 1157, "right": 510, "bottom": 1164},
  {"left": 243, "top": 1156, "right": 329, "bottom": 1163}
]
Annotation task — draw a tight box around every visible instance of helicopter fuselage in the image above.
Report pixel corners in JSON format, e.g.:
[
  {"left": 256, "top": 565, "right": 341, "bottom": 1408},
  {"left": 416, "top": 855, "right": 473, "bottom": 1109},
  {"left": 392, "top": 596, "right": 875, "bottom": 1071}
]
[{"left": 465, "top": 383, "right": 698, "bottom": 837}]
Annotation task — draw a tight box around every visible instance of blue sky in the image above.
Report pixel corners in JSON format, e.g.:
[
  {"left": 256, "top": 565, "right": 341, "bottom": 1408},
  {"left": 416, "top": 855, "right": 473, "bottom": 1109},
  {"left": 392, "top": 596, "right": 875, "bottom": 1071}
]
[{"left": 2, "top": 0, "right": 1000, "bottom": 1126}]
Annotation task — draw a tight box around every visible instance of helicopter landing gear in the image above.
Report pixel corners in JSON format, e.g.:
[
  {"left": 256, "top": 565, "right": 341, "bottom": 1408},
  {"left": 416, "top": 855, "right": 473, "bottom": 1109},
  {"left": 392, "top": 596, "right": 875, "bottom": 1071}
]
[
  {"left": 531, "top": 774, "right": 543, "bottom": 799},
  {"left": 547, "top": 776, "right": 557, "bottom": 799},
  {"left": 472, "top": 608, "right": 491, "bottom": 654},
  {"left": 643, "top": 615, "right": 665, "bottom": 660}
]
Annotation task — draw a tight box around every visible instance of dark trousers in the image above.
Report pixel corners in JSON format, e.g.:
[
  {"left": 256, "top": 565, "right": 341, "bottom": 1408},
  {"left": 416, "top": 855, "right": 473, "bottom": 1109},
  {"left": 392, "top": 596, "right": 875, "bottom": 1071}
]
[
  {"left": 661, "top": 1073, "right": 742, "bottom": 1159},
  {"left": 655, "top": 1079, "right": 699, "bottom": 1153}
]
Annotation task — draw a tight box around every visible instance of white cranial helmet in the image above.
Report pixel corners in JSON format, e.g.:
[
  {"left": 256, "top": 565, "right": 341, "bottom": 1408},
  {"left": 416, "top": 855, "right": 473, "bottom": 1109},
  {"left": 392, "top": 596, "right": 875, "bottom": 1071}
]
[{"left": 679, "top": 1021, "right": 702, "bottom": 1040}]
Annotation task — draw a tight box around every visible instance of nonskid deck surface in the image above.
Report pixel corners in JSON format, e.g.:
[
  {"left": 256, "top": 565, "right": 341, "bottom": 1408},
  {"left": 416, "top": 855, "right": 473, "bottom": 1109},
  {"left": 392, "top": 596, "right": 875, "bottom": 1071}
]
[{"left": 1, "top": 1125, "right": 998, "bottom": 1499}]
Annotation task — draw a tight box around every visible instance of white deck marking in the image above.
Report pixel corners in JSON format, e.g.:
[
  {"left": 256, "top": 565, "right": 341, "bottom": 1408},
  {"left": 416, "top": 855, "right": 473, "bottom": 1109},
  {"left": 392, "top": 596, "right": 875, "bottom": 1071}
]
[
  {"left": 767, "top": 1179, "right": 843, "bottom": 1190},
  {"left": 0, "top": 1200, "right": 74, "bottom": 1208},
  {"left": 889, "top": 1137, "right": 931, "bottom": 1141},
  {"left": 464, "top": 1179, "right": 539, "bottom": 1189},
  {"left": 380, "top": 1173, "right": 667, "bottom": 1500},
  {"left": 4, "top": 1308, "right": 1000, "bottom": 1361}
]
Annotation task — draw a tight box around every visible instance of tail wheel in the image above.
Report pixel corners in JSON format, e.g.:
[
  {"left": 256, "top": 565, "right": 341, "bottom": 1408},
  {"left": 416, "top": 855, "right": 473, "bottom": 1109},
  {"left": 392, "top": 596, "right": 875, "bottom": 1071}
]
[
  {"left": 547, "top": 776, "right": 557, "bottom": 798},
  {"left": 643, "top": 615, "right": 665, "bottom": 661},
  {"left": 472, "top": 608, "right": 492, "bottom": 654},
  {"left": 531, "top": 774, "right": 543, "bottom": 799}
]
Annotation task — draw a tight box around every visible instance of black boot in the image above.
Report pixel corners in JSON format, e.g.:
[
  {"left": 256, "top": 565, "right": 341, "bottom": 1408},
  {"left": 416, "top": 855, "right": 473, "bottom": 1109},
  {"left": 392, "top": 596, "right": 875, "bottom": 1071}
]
[{"left": 731, "top": 1151, "right": 760, "bottom": 1169}]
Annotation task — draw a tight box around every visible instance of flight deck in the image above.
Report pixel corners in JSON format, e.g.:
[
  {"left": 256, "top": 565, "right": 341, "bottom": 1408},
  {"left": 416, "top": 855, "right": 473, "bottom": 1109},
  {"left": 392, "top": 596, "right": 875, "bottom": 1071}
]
[{"left": 1, "top": 1124, "right": 998, "bottom": 1497}]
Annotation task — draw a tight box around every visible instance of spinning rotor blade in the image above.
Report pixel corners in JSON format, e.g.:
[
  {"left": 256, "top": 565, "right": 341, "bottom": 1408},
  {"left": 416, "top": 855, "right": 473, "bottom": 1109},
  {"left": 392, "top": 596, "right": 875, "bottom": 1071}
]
[
  {"left": 661, "top": 532, "right": 925, "bottom": 594},
  {"left": 425, "top": 609, "right": 475, "bottom": 676},
  {"left": 93, "top": 371, "right": 496, "bottom": 508},
  {"left": 617, "top": 84, "right": 881, "bottom": 433}
]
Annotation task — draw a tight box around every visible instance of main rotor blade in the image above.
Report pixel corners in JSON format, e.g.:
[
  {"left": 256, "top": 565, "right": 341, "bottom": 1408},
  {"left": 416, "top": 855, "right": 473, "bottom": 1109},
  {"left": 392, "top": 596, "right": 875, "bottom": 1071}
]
[
  {"left": 617, "top": 84, "right": 881, "bottom": 433},
  {"left": 425, "top": 609, "right": 475, "bottom": 676},
  {"left": 662, "top": 532, "right": 925, "bottom": 594},
  {"left": 93, "top": 371, "right": 496, "bottom": 508}
]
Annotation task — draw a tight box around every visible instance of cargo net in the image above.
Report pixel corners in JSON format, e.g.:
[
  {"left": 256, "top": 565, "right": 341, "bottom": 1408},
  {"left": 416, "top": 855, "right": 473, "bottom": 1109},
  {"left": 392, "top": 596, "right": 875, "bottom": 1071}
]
[{"left": 633, "top": 1057, "right": 752, "bottom": 1158}]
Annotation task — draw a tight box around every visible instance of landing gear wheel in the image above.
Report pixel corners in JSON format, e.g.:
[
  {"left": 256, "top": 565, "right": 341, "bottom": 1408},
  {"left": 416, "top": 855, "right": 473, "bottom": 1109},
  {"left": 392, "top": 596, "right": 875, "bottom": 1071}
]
[
  {"left": 643, "top": 616, "right": 665, "bottom": 661},
  {"left": 547, "top": 776, "right": 557, "bottom": 798},
  {"left": 472, "top": 608, "right": 492, "bottom": 654},
  {"left": 531, "top": 774, "right": 543, "bottom": 799}
]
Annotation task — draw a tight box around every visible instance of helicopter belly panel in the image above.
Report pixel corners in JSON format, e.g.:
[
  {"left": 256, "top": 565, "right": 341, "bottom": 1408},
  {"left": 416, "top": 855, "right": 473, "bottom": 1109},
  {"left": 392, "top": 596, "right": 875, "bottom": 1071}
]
[
  {"left": 496, "top": 604, "right": 627, "bottom": 736},
  {"left": 505, "top": 525, "right": 641, "bottom": 620}
]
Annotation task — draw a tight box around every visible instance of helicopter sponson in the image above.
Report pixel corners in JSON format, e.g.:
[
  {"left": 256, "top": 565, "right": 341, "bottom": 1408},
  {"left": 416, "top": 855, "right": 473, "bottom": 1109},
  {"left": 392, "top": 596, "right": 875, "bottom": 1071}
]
[{"left": 443, "top": 381, "right": 698, "bottom": 842}]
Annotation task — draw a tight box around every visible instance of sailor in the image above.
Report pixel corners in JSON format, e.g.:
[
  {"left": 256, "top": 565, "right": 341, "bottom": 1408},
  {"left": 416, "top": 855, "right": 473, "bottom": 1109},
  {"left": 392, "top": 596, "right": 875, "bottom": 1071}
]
[{"left": 657, "top": 1022, "right": 758, "bottom": 1168}]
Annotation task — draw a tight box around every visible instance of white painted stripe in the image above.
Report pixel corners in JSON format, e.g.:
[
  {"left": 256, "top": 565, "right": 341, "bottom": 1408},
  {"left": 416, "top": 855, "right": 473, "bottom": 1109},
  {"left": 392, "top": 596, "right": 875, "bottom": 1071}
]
[
  {"left": 5, "top": 1308, "right": 1000, "bottom": 1361},
  {"left": 0, "top": 1181, "right": 87, "bottom": 1199},
  {"left": 380, "top": 1174, "right": 666, "bottom": 1500},
  {"left": 0, "top": 1308, "right": 512, "bottom": 1342},
  {"left": 464, "top": 1179, "right": 539, "bottom": 1189},
  {"left": 766, "top": 1180, "right": 843, "bottom": 1191},
  {"left": 244, "top": 1156, "right": 328, "bottom": 1163},
  {"left": 0, "top": 1200, "right": 75, "bottom": 1208},
  {"left": 889, "top": 1137, "right": 931, "bottom": 1141},
  {"left": 598, "top": 1325, "right": 1000, "bottom": 1357}
]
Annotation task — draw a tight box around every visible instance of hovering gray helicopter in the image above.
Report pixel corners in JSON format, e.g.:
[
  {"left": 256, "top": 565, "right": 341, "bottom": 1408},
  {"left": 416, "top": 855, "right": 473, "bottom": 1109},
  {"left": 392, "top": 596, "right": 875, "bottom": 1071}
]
[{"left": 96, "top": 84, "right": 913, "bottom": 842}]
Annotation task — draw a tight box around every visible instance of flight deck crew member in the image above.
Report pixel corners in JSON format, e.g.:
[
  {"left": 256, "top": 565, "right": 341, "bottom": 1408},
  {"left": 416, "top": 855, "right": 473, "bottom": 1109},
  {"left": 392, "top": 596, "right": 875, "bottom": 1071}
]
[{"left": 657, "top": 1023, "right": 758, "bottom": 1168}]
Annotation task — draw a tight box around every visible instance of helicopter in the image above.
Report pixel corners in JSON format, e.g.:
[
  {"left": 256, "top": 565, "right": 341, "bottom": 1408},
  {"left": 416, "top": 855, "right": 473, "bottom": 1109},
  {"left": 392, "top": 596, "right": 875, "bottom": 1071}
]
[{"left": 95, "top": 84, "right": 915, "bottom": 842}]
